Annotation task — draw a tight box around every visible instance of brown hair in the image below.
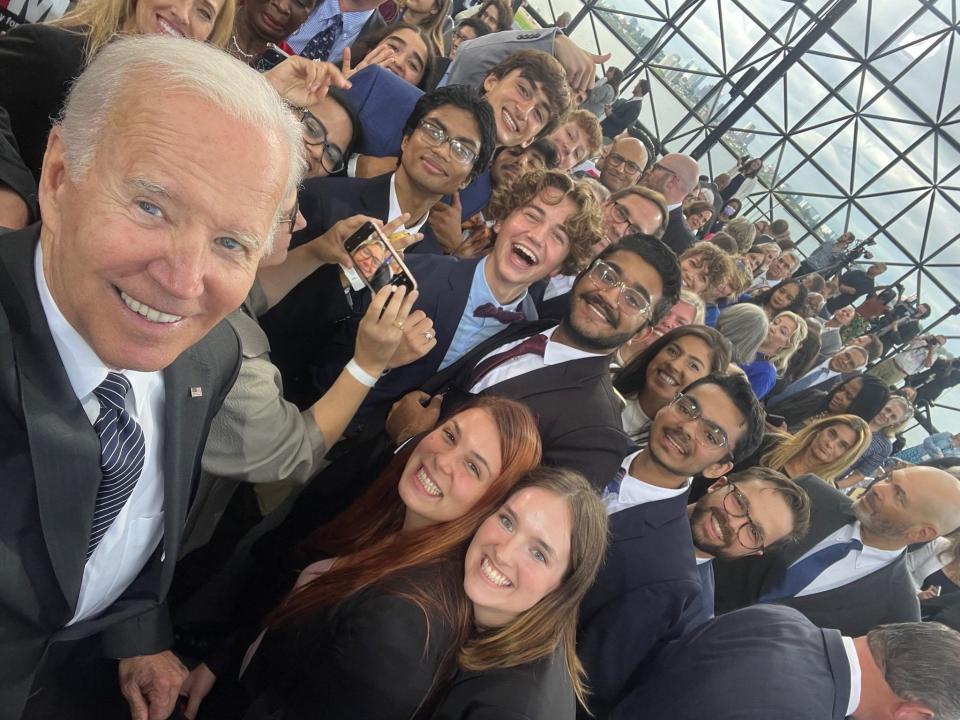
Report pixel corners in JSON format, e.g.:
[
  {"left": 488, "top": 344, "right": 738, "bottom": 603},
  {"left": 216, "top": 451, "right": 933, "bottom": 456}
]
[
  {"left": 486, "top": 50, "right": 571, "bottom": 137},
  {"left": 566, "top": 109, "right": 603, "bottom": 159},
  {"left": 487, "top": 169, "right": 603, "bottom": 275},
  {"left": 402, "top": 0, "right": 452, "bottom": 55},
  {"left": 725, "top": 467, "right": 811, "bottom": 546},
  {"left": 478, "top": 0, "right": 514, "bottom": 31},
  {"left": 608, "top": 185, "right": 669, "bottom": 239},
  {"left": 54, "top": 0, "right": 235, "bottom": 57},
  {"left": 459, "top": 467, "right": 609, "bottom": 711},
  {"left": 683, "top": 200, "right": 714, "bottom": 219},
  {"left": 268, "top": 396, "right": 542, "bottom": 628},
  {"left": 680, "top": 243, "right": 735, "bottom": 295}
]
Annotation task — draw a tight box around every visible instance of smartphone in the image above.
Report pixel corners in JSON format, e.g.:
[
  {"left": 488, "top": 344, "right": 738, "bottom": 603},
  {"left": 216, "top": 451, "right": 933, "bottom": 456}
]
[
  {"left": 766, "top": 414, "right": 786, "bottom": 427},
  {"left": 342, "top": 222, "right": 417, "bottom": 294},
  {"left": 258, "top": 43, "right": 290, "bottom": 71}
]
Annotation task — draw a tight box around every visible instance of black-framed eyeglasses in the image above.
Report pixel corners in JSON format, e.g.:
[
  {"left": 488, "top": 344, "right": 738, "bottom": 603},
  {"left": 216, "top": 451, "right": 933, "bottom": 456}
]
[
  {"left": 651, "top": 162, "right": 680, "bottom": 183},
  {"left": 610, "top": 200, "right": 642, "bottom": 235},
  {"left": 277, "top": 196, "right": 299, "bottom": 229},
  {"left": 606, "top": 152, "right": 642, "bottom": 175},
  {"left": 292, "top": 107, "right": 346, "bottom": 174},
  {"left": 722, "top": 480, "right": 765, "bottom": 553},
  {"left": 669, "top": 392, "right": 733, "bottom": 459},
  {"left": 587, "top": 259, "right": 651, "bottom": 316},
  {"left": 416, "top": 119, "right": 479, "bottom": 165}
]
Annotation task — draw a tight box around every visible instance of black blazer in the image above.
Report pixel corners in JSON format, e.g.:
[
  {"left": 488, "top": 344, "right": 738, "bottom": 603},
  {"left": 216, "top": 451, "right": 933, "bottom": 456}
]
[
  {"left": 0, "top": 225, "right": 240, "bottom": 717},
  {"left": 713, "top": 474, "right": 921, "bottom": 636},
  {"left": 609, "top": 605, "right": 851, "bottom": 720},
  {"left": 660, "top": 206, "right": 695, "bottom": 257},
  {"left": 423, "top": 320, "right": 632, "bottom": 489},
  {"left": 242, "top": 562, "right": 459, "bottom": 720},
  {"left": 576, "top": 493, "right": 702, "bottom": 719},
  {"left": 0, "top": 24, "right": 85, "bottom": 184},
  {"left": 431, "top": 646, "right": 574, "bottom": 720}
]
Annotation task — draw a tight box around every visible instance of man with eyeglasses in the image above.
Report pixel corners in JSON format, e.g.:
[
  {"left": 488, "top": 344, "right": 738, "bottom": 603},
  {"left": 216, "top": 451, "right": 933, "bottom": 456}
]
[
  {"left": 260, "top": 85, "right": 496, "bottom": 406},
  {"left": 384, "top": 234, "right": 681, "bottom": 488},
  {"left": 598, "top": 136, "right": 648, "bottom": 193},
  {"left": 576, "top": 372, "right": 765, "bottom": 719},
  {"left": 639, "top": 152, "right": 701, "bottom": 256},
  {"left": 714, "top": 464, "right": 960, "bottom": 636}
]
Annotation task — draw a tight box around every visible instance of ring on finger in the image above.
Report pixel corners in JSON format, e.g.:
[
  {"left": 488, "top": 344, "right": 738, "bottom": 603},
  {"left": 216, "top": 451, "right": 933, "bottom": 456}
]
[
  {"left": 393, "top": 320, "right": 405, "bottom": 329},
  {"left": 422, "top": 331, "right": 434, "bottom": 341}
]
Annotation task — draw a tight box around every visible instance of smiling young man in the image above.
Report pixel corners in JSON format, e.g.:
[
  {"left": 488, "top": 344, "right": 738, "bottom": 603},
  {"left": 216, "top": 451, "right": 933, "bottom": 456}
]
[
  {"left": 548, "top": 109, "right": 602, "bottom": 171},
  {"left": 577, "top": 373, "right": 766, "bottom": 719},
  {"left": 714, "top": 465, "right": 960, "bottom": 636}
]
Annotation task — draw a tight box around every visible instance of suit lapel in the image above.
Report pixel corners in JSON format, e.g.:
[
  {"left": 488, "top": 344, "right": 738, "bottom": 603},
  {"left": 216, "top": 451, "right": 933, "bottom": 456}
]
[
  {"left": 360, "top": 173, "right": 393, "bottom": 220},
  {"left": 483, "top": 353, "right": 609, "bottom": 401},
  {"left": 0, "top": 227, "right": 101, "bottom": 611}
]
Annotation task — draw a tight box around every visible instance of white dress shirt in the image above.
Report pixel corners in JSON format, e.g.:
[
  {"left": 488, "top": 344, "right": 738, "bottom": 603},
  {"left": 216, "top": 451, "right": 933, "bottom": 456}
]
[
  {"left": 35, "top": 244, "right": 167, "bottom": 625},
  {"left": 470, "top": 325, "right": 605, "bottom": 393},
  {"left": 603, "top": 450, "right": 690, "bottom": 515},
  {"left": 841, "top": 636, "right": 862, "bottom": 716},
  {"left": 388, "top": 173, "right": 430, "bottom": 235},
  {"left": 791, "top": 521, "right": 903, "bottom": 598}
]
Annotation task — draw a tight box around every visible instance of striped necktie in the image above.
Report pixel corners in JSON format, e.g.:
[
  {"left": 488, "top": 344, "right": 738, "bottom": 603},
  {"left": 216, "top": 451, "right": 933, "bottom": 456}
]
[{"left": 87, "top": 372, "right": 146, "bottom": 558}]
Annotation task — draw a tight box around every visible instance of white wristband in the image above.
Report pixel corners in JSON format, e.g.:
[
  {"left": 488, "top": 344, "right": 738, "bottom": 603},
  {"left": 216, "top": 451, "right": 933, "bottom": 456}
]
[{"left": 345, "top": 359, "right": 378, "bottom": 387}]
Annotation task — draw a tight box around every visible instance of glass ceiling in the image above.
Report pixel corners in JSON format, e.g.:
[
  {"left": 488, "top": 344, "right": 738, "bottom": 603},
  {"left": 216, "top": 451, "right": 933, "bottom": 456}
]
[{"left": 518, "top": 0, "right": 960, "bottom": 444}]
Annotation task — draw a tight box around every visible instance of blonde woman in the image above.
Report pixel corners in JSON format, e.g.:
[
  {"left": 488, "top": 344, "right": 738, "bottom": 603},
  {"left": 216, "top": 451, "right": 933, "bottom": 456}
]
[
  {"left": 738, "top": 310, "right": 807, "bottom": 399},
  {"left": 0, "top": 0, "right": 235, "bottom": 194},
  {"left": 739, "top": 415, "right": 872, "bottom": 485}
]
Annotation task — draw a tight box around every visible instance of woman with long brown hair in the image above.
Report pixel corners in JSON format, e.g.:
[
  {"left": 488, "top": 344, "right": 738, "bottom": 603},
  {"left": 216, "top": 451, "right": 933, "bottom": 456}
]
[{"left": 180, "top": 396, "right": 541, "bottom": 718}]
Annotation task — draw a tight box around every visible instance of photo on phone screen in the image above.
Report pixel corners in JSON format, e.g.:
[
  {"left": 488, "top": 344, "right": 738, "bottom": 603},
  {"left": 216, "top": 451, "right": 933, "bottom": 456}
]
[{"left": 343, "top": 222, "right": 417, "bottom": 294}]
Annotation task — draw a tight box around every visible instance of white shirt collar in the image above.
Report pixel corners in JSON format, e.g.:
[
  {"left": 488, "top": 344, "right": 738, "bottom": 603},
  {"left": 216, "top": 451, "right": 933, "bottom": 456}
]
[
  {"left": 666, "top": 201, "right": 682, "bottom": 211},
  {"left": 841, "top": 636, "right": 862, "bottom": 717},
  {"left": 388, "top": 173, "right": 430, "bottom": 234},
  {"left": 34, "top": 242, "right": 158, "bottom": 410},
  {"left": 619, "top": 449, "right": 691, "bottom": 505},
  {"left": 695, "top": 555, "right": 713, "bottom": 565},
  {"left": 541, "top": 325, "right": 608, "bottom": 365}
]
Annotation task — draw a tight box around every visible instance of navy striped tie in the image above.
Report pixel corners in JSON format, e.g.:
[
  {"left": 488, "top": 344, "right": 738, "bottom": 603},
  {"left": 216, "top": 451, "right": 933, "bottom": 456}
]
[{"left": 87, "top": 372, "right": 145, "bottom": 558}]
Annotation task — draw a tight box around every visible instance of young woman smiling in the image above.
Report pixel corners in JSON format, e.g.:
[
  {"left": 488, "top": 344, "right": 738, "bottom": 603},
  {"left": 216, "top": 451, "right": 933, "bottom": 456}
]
[
  {"left": 614, "top": 326, "right": 732, "bottom": 445},
  {"left": 344, "top": 23, "right": 438, "bottom": 90},
  {"left": 180, "top": 396, "right": 541, "bottom": 718},
  {"left": 736, "top": 415, "right": 872, "bottom": 485},
  {"left": 432, "top": 468, "right": 608, "bottom": 719},
  {"left": 750, "top": 278, "right": 808, "bottom": 319}
]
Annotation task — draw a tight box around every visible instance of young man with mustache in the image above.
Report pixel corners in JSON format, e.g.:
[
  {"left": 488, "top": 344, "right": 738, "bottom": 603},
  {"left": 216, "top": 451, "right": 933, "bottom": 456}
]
[{"left": 576, "top": 373, "right": 767, "bottom": 719}]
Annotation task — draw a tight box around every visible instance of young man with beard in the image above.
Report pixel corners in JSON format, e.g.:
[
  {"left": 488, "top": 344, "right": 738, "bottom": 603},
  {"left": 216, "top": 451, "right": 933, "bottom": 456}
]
[
  {"left": 386, "top": 234, "right": 682, "bottom": 487},
  {"left": 576, "top": 373, "right": 766, "bottom": 719},
  {"left": 713, "top": 465, "right": 960, "bottom": 636}
]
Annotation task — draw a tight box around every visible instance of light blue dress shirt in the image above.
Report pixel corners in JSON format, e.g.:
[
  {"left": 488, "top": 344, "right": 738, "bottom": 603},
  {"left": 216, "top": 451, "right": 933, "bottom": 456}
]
[
  {"left": 286, "top": 0, "right": 374, "bottom": 63},
  {"left": 438, "top": 257, "right": 528, "bottom": 370}
]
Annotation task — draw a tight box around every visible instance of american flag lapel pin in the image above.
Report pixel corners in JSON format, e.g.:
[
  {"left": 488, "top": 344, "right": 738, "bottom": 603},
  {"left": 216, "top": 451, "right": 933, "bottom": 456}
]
[{"left": 190, "top": 387, "right": 203, "bottom": 398}]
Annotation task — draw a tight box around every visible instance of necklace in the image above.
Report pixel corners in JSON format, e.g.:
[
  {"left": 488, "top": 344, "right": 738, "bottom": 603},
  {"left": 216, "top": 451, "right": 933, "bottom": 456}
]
[{"left": 230, "top": 31, "right": 255, "bottom": 61}]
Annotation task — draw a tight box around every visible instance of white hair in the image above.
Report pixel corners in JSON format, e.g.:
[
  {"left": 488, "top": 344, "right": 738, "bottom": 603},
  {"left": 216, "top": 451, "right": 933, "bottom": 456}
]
[{"left": 57, "top": 35, "right": 307, "bottom": 254}]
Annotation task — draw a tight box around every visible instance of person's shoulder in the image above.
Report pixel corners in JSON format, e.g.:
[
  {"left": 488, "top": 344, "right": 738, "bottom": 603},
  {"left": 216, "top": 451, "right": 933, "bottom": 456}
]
[
  {"left": 5, "top": 22, "right": 85, "bottom": 59},
  {"left": 186, "top": 317, "right": 242, "bottom": 382}
]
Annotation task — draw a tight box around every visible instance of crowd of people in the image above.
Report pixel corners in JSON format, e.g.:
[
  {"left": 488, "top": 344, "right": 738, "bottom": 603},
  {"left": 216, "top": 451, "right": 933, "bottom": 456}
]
[{"left": 2, "top": 0, "right": 960, "bottom": 719}]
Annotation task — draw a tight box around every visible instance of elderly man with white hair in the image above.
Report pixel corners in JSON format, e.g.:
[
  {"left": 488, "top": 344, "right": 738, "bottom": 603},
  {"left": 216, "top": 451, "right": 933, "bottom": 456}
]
[
  {"left": 639, "top": 152, "right": 701, "bottom": 256},
  {"left": 0, "top": 35, "right": 305, "bottom": 720}
]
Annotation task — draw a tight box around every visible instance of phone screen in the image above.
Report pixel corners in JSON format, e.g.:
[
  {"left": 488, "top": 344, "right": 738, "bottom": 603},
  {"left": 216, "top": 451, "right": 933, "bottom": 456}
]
[{"left": 344, "top": 224, "right": 416, "bottom": 294}]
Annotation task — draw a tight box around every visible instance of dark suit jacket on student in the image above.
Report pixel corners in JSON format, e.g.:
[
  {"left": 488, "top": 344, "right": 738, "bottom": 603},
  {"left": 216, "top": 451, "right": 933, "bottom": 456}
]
[
  {"left": 660, "top": 206, "right": 695, "bottom": 257},
  {"left": 432, "top": 645, "right": 574, "bottom": 720},
  {"left": 0, "top": 225, "right": 240, "bottom": 718},
  {"left": 713, "top": 474, "right": 921, "bottom": 636},
  {"left": 424, "top": 320, "right": 632, "bottom": 488},
  {"left": 609, "top": 605, "right": 851, "bottom": 720},
  {"left": 577, "top": 493, "right": 702, "bottom": 719}
]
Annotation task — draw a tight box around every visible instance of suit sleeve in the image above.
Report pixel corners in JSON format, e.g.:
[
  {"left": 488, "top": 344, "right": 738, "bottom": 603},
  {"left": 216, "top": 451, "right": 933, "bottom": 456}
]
[
  {"left": 545, "top": 423, "right": 631, "bottom": 490},
  {"left": 446, "top": 28, "right": 560, "bottom": 87},
  {"left": 578, "top": 583, "right": 699, "bottom": 717}
]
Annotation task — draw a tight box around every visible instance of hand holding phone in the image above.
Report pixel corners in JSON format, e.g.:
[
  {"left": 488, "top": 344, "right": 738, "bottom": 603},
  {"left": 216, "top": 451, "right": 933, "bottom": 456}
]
[{"left": 342, "top": 221, "right": 417, "bottom": 294}]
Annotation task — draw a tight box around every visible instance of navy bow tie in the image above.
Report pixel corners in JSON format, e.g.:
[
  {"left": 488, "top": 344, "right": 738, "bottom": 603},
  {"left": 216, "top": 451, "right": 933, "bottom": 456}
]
[{"left": 474, "top": 302, "right": 524, "bottom": 324}]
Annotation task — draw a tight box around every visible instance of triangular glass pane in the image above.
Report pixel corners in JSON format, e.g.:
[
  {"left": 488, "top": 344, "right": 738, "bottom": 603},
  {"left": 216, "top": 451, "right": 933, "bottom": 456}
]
[
  {"left": 888, "top": 32, "right": 952, "bottom": 121},
  {"left": 885, "top": 193, "right": 933, "bottom": 262},
  {"left": 923, "top": 192, "right": 960, "bottom": 260},
  {"left": 785, "top": 63, "right": 831, "bottom": 125},
  {"left": 755, "top": 75, "right": 786, "bottom": 130},
  {"left": 838, "top": 68, "right": 868, "bottom": 109},
  {"left": 866, "top": 1, "right": 931, "bottom": 55},
  {"left": 800, "top": 51, "right": 862, "bottom": 92},
  {"left": 860, "top": 115, "right": 930, "bottom": 154},
  {"left": 853, "top": 123, "right": 921, "bottom": 193},
  {"left": 791, "top": 95, "right": 855, "bottom": 136},
  {"left": 831, "top": 0, "right": 870, "bottom": 57},
  {"left": 871, "top": 31, "right": 945, "bottom": 80},
  {"left": 859, "top": 188, "right": 928, "bottom": 226}
]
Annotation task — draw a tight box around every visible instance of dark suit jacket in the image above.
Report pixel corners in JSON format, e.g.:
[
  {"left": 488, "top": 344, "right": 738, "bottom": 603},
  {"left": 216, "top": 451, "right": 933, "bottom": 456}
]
[
  {"left": 599, "top": 98, "right": 642, "bottom": 139},
  {"left": 0, "top": 225, "right": 240, "bottom": 717},
  {"left": 423, "top": 320, "right": 632, "bottom": 488},
  {"left": 661, "top": 206, "right": 695, "bottom": 257},
  {"left": 713, "top": 474, "right": 921, "bottom": 636},
  {"left": 432, "top": 646, "right": 574, "bottom": 720},
  {"left": 609, "top": 605, "right": 851, "bottom": 720},
  {"left": 243, "top": 562, "right": 458, "bottom": 720},
  {"left": 577, "top": 493, "right": 702, "bottom": 719}
]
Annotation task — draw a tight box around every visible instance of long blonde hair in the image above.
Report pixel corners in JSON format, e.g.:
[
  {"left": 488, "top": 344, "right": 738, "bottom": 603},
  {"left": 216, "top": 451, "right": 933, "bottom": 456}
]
[
  {"left": 761, "top": 415, "right": 872, "bottom": 483},
  {"left": 459, "top": 468, "right": 609, "bottom": 711},
  {"left": 53, "top": 0, "right": 235, "bottom": 58},
  {"left": 401, "top": 0, "right": 452, "bottom": 56}
]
